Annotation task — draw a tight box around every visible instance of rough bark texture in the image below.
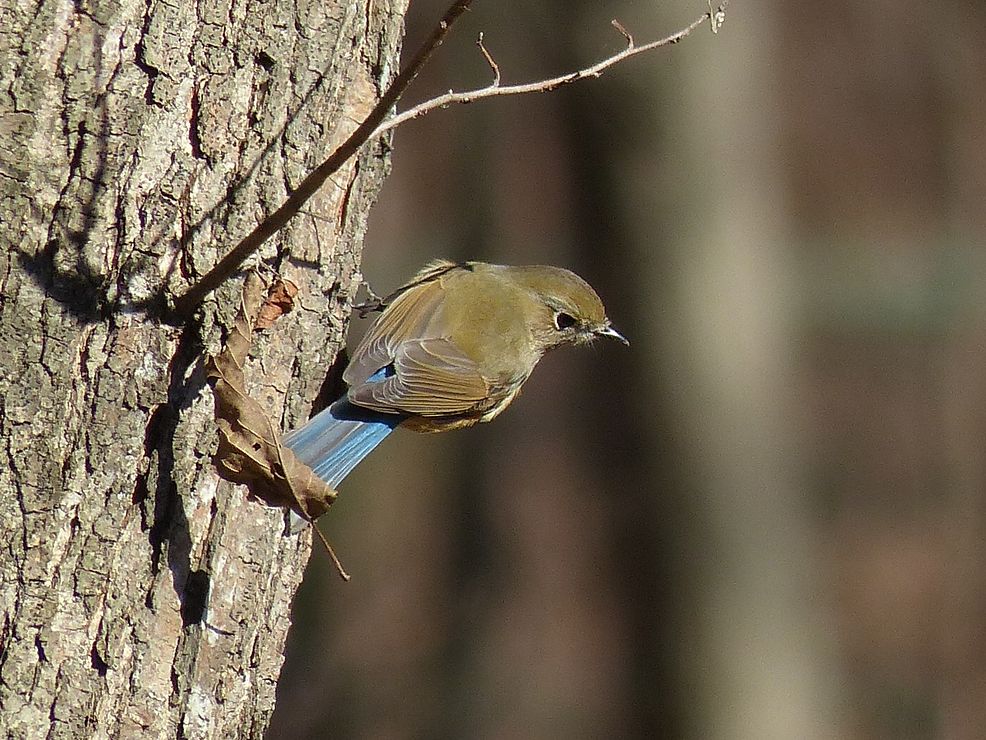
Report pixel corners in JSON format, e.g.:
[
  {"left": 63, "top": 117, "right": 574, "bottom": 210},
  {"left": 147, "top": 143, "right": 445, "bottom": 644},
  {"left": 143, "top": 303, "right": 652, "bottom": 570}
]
[{"left": 0, "top": 0, "right": 406, "bottom": 737}]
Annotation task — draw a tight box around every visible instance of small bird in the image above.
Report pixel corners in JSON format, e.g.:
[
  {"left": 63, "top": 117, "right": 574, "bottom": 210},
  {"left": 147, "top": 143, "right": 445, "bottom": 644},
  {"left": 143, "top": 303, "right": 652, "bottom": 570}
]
[{"left": 284, "top": 259, "right": 628, "bottom": 487}]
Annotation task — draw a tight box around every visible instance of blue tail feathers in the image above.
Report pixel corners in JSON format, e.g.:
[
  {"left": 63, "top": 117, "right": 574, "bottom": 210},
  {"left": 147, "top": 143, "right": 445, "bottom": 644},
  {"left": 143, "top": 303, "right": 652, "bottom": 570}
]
[{"left": 283, "top": 367, "right": 401, "bottom": 488}]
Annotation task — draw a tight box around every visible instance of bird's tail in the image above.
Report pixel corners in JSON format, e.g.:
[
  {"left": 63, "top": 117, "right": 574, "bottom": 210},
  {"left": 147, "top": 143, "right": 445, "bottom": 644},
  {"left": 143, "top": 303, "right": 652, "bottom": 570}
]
[{"left": 283, "top": 398, "right": 401, "bottom": 488}]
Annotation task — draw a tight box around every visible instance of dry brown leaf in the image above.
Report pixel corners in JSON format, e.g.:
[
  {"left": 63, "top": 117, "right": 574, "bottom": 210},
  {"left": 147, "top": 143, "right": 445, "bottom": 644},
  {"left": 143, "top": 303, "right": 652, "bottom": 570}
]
[
  {"left": 256, "top": 278, "right": 299, "bottom": 329},
  {"left": 205, "top": 273, "right": 337, "bottom": 522}
]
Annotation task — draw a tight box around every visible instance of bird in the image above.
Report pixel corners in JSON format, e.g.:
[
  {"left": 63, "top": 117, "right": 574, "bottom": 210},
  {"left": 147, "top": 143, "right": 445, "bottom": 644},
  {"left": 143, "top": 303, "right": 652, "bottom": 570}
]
[{"left": 283, "top": 259, "right": 628, "bottom": 488}]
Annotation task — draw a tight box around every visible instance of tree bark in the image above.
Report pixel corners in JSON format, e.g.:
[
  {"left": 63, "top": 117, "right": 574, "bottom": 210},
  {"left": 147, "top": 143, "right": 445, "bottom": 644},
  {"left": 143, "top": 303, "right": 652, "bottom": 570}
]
[{"left": 0, "top": 1, "right": 406, "bottom": 737}]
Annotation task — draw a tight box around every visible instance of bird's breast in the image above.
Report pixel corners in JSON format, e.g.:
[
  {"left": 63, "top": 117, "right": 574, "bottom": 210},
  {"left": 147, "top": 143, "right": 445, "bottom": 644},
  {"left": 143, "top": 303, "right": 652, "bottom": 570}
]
[{"left": 436, "top": 273, "right": 542, "bottom": 380}]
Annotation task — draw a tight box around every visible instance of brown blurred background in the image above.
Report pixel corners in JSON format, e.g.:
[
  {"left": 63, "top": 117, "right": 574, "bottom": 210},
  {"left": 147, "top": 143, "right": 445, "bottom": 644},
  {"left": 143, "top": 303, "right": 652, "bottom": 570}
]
[{"left": 269, "top": 1, "right": 986, "bottom": 738}]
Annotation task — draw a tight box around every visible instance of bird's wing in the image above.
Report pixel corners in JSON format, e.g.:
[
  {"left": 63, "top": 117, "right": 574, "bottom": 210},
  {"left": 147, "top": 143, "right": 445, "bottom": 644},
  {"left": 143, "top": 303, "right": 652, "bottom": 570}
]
[
  {"left": 343, "top": 262, "right": 460, "bottom": 389},
  {"left": 347, "top": 338, "right": 490, "bottom": 417}
]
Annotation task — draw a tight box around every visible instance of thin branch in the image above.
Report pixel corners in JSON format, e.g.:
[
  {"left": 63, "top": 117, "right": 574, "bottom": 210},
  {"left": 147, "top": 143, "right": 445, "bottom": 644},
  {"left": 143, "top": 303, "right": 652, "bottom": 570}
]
[
  {"left": 171, "top": 0, "right": 475, "bottom": 319},
  {"left": 707, "top": 0, "right": 725, "bottom": 33},
  {"left": 610, "top": 19, "right": 634, "bottom": 49},
  {"left": 372, "top": 2, "right": 727, "bottom": 140},
  {"left": 171, "top": 1, "right": 726, "bottom": 318},
  {"left": 311, "top": 523, "right": 351, "bottom": 581},
  {"left": 476, "top": 32, "right": 501, "bottom": 86}
]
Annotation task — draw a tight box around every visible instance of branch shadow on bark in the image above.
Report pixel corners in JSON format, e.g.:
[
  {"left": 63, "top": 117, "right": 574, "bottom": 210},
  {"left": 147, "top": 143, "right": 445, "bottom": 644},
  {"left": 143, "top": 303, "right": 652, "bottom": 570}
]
[
  {"left": 13, "top": 24, "right": 114, "bottom": 323},
  {"left": 12, "top": 19, "right": 377, "bottom": 330},
  {"left": 152, "top": 50, "right": 385, "bottom": 319}
]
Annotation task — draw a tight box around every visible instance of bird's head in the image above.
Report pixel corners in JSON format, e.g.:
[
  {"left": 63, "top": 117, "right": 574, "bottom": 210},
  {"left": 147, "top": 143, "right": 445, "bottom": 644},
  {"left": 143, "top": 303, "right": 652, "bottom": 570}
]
[{"left": 507, "top": 265, "right": 629, "bottom": 352}]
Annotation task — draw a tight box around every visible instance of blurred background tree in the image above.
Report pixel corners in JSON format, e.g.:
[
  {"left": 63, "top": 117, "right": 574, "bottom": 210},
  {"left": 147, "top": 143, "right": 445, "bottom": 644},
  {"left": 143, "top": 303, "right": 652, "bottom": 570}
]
[{"left": 271, "top": 1, "right": 986, "bottom": 738}]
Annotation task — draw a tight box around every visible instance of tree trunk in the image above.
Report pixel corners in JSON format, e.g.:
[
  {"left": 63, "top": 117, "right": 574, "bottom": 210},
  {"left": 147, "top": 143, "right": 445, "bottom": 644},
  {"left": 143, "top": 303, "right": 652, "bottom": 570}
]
[{"left": 0, "top": 1, "right": 406, "bottom": 737}]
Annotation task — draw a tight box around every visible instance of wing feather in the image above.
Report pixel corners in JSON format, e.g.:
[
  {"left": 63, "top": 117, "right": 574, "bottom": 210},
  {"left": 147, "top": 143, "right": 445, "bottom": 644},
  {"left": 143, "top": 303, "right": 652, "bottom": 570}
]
[
  {"left": 343, "top": 266, "right": 454, "bottom": 389},
  {"left": 343, "top": 261, "right": 501, "bottom": 418},
  {"left": 348, "top": 339, "right": 490, "bottom": 417}
]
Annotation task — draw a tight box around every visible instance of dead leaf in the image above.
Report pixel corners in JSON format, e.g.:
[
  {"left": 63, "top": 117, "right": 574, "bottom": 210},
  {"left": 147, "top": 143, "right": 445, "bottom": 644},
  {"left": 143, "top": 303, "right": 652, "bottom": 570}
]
[
  {"left": 256, "top": 278, "right": 299, "bottom": 330},
  {"left": 205, "top": 273, "right": 337, "bottom": 522}
]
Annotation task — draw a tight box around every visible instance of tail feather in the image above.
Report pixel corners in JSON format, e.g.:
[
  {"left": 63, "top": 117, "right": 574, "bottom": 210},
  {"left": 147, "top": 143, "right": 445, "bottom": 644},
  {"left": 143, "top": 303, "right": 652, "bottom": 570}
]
[
  {"left": 285, "top": 366, "right": 402, "bottom": 488},
  {"left": 287, "top": 366, "right": 402, "bottom": 485},
  {"left": 283, "top": 399, "right": 400, "bottom": 487}
]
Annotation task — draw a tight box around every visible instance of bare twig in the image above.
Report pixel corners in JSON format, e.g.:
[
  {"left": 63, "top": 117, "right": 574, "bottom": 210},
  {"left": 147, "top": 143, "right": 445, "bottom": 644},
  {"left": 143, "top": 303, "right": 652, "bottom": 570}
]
[
  {"left": 611, "top": 19, "right": 634, "bottom": 49},
  {"left": 476, "top": 32, "right": 501, "bottom": 86},
  {"left": 171, "top": 0, "right": 726, "bottom": 318},
  {"left": 311, "top": 523, "right": 351, "bottom": 581},
  {"left": 707, "top": 0, "right": 725, "bottom": 33},
  {"left": 171, "top": 0, "right": 475, "bottom": 318},
  {"left": 372, "top": 3, "right": 727, "bottom": 139},
  {"left": 353, "top": 276, "right": 386, "bottom": 317}
]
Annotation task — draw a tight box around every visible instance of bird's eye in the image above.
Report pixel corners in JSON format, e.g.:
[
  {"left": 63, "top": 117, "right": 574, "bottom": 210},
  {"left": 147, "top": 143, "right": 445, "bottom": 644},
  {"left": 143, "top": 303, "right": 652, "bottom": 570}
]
[{"left": 554, "top": 311, "right": 577, "bottom": 330}]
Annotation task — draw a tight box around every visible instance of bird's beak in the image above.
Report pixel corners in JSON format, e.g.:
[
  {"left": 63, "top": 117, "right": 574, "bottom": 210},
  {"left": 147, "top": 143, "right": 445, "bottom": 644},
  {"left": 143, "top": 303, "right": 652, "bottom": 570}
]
[{"left": 597, "top": 324, "right": 629, "bottom": 346}]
